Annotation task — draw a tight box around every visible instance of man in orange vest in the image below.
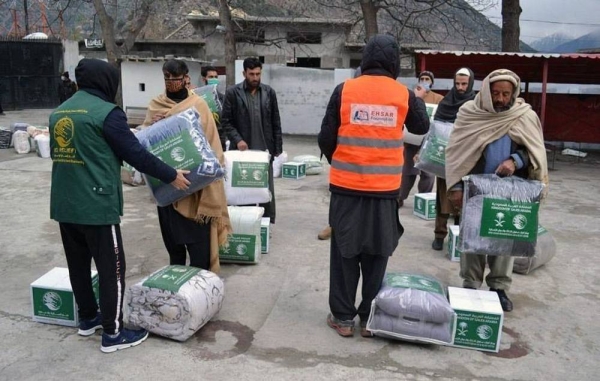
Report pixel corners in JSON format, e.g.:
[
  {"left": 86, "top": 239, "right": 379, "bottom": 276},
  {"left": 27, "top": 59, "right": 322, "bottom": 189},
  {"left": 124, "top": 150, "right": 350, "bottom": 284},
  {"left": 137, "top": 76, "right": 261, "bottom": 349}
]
[{"left": 318, "top": 35, "right": 430, "bottom": 338}]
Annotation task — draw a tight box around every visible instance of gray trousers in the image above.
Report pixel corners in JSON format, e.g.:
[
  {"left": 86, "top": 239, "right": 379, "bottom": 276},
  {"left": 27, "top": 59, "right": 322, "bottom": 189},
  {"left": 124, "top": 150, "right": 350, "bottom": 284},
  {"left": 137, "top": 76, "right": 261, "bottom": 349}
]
[{"left": 460, "top": 254, "right": 514, "bottom": 290}]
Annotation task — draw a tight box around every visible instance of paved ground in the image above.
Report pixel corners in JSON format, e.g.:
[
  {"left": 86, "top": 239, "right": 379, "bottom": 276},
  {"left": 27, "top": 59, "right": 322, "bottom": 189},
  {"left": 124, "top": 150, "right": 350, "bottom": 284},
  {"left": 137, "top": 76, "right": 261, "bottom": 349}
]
[{"left": 0, "top": 109, "right": 599, "bottom": 380}]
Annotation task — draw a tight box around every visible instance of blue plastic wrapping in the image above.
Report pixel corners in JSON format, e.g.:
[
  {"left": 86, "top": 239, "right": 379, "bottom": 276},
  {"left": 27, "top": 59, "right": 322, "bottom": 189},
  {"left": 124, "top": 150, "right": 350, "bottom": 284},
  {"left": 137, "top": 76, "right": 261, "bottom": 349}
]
[{"left": 135, "top": 108, "right": 224, "bottom": 207}]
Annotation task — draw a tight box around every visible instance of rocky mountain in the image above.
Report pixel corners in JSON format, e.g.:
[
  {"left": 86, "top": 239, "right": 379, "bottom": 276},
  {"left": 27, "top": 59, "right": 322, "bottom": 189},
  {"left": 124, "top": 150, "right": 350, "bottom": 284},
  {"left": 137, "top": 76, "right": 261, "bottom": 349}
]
[
  {"left": 530, "top": 33, "right": 574, "bottom": 53},
  {"left": 552, "top": 29, "right": 600, "bottom": 53}
]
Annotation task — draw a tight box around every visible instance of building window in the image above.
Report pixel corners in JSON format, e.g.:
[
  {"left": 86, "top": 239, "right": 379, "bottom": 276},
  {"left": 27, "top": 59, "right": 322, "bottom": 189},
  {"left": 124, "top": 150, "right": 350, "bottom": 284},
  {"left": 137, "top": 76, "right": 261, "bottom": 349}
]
[
  {"left": 286, "top": 32, "right": 322, "bottom": 44},
  {"left": 139, "top": 83, "right": 145, "bottom": 92},
  {"left": 288, "top": 57, "right": 321, "bottom": 68},
  {"left": 235, "top": 29, "right": 266, "bottom": 44}
]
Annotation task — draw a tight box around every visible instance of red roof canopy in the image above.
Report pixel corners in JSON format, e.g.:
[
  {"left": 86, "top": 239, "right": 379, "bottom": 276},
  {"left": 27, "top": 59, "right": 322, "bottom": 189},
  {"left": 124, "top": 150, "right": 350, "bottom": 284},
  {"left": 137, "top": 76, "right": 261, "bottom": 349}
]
[{"left": 415, "top": 50, "right": 600, "bottom": 85}]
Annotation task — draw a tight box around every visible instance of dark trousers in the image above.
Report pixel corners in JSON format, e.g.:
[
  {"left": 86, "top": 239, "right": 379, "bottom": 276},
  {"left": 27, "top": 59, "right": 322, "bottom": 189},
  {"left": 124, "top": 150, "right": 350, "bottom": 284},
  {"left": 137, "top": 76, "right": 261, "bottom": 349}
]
[
  {"left": 398, "top": 172, "right": 435, "bottom": 201},
  {"left": 329, "top": 232, "right": 389, "bottom": 322},
  {"left": 259, "top": 166, "right": 276, "bottom": 224},
  {"left": 59, "top": 223, "right": 125, "bottom": 334},
  {"left": 158, "top": 208, "right": 211, "bottom": 270}
]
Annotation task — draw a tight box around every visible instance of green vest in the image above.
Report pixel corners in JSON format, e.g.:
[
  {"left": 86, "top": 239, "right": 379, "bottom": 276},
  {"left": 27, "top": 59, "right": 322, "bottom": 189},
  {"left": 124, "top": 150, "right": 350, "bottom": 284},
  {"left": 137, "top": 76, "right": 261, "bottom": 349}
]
[{"left": 49, "top": 91, "right": 122, "bottom": 225}]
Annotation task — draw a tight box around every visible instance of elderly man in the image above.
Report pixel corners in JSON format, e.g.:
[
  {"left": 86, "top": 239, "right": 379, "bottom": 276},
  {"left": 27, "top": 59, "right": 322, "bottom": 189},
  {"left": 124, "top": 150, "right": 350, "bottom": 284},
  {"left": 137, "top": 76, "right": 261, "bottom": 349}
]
[
  {"left": 319, "top": 35, "right": 430, "bottom": 337},
  {"left": 445, "top": 69, "right": 548, "bottom": 312}
]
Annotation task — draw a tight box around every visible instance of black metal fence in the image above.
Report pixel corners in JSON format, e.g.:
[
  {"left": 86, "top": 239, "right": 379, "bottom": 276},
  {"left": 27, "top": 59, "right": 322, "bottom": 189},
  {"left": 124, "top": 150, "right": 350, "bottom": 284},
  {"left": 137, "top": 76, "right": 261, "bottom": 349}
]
[{"left": 0, "top": 37, "right": 62, "bottom": 110}]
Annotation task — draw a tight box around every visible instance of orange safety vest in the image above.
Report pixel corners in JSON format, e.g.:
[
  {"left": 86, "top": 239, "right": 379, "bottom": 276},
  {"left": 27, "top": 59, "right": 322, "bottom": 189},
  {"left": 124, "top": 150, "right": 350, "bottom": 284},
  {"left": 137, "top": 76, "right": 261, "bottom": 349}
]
[{"left": 330, "top": 76, "right": 409, "bottom": 193}]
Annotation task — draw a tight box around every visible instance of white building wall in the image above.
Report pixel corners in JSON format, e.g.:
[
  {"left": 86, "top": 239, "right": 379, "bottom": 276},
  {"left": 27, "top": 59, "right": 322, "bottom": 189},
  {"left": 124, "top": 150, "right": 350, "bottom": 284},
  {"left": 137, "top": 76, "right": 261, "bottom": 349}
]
[{"left": 121, "top": 60, "right": 205, "bottom": 112}]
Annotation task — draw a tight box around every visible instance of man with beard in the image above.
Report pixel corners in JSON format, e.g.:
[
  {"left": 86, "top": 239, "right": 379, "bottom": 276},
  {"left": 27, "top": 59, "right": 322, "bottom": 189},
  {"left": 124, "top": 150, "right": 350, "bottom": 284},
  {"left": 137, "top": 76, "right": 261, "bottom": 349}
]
[
  {"left": 445, "top": 69, "right": 549, "bottom": 312},
  {"left": 222, "top": 57, "right": 282, "bottom": 224},
  {"left": 431, "top": 68, "right": 476, "bottom": 251},
  {"left": 319, "top": 35, "right": 430, "bottom": 337}
]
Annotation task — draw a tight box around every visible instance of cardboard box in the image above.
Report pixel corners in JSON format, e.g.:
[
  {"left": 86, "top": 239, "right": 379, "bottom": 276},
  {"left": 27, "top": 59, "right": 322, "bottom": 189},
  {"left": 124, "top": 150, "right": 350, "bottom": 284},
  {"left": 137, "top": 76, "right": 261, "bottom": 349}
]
[
  {"left": 282, "top": 162, "right": 306, "bottom": 179},
  {"left": 448, "top": 287, "right": 504, "bottom": 353},
  {"left": 448, "top": 225, "right": 461, "bottom": 262},
  {"left": 261, "top": 217, "right": 270, "bottom": 254},
  {"left": 413, "top": 192, "right": 436, "bottom": 220},
  {"left": 31, "top": 267, "right": 99, "bottom": 327}
]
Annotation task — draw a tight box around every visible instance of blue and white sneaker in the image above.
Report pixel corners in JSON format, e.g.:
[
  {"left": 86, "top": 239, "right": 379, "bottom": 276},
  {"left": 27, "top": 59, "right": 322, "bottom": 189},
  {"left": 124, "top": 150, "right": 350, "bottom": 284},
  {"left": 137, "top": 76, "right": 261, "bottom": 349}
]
[
  {"left": 78, "top": 312, "right": 103, "bottom": 336},
  {"left": 100, "top": 328, "right": 149, "bottom": 353}
]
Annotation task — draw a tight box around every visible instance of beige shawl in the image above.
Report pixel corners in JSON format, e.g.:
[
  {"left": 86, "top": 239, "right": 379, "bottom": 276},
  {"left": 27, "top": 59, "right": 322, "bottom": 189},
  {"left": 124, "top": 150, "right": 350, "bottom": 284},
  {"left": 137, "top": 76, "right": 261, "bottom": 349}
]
[
  {"left": 142, "top": 92, "right": 231, "bottom": 273},
  {"left": 445, "top": 69, "right": 549, "bottom": 194}
]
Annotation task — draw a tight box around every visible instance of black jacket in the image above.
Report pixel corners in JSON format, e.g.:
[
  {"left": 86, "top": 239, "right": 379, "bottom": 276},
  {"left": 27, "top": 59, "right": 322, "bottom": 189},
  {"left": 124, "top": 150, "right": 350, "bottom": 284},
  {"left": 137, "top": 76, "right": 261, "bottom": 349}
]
[{"left": 221, "top": 82, "right": 283, "bottom": 156}]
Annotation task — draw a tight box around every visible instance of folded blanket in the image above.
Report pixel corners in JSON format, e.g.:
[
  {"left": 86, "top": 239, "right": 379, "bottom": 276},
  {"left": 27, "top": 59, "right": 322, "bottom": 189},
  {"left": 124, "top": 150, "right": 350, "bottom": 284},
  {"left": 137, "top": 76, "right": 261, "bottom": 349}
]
[
  {"left": 460, "top": 175, "right": 545, "bottom": 257},
  {"left": 192, "top": 85, "right": 222, "bottom": 114},
  {"left": 224, "top": 150, "right": 271, "bottom": 205},
  {"left": 127, "top": 266, "right": 224, "bottom": 342},
  {"left": 376, "top": 285, "right": 455, "bottom": 324},
  {"left": 135, "top": 108, "right": 225, "bottom": 207},
  {"left": 292, "top": 154, "right": 323, "bottom": 175},
  {"left": 367, "top": 304, "right": 454, "bottom": 344}
]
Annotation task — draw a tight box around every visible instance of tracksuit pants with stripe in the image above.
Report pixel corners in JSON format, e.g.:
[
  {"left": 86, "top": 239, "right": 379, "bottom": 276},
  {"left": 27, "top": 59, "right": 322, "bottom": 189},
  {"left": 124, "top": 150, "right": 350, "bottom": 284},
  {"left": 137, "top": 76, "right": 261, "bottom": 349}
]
[{"left": 59, "top": 222, "right": 125, "bottom": 335}]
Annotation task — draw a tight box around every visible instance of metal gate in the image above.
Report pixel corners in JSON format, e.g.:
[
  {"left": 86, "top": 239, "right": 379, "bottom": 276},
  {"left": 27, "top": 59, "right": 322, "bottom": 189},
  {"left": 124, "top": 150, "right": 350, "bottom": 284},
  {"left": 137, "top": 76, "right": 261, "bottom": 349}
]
[{"left": 0, "top": 37, "right": 62, "bottom": 110}]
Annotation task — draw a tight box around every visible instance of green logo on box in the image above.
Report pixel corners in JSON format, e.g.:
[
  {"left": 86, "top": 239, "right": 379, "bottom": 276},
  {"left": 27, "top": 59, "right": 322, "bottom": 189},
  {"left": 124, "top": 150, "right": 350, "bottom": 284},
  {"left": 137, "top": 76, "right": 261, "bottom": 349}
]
[
  {"left": 384, "top": 273, "right": 445, "bottom": 295},
  {"left": 32, "top": 288, "right": 75, "bottom": 321},
  {"left": 219, "top": 234, "right": 257, "bottom": 262},
  {"left": 232, "top": 162, "right": 269, "bottom": 188},
  {"left": 480, "top": 198, "right": 540, "bottom": 242},
  {"left": 142, "top": 265, "right": 201, "bottom": 293},
  {"left": 454, "top": 311, "right": 501, "bottom": 350},
  {"left": 146, "top": 130, "right": 202, "bottom": 186}
]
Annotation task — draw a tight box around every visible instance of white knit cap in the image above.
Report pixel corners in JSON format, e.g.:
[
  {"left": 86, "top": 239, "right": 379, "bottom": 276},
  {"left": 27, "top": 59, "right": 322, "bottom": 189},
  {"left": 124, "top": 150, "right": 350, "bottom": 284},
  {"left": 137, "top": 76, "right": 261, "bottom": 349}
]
[{"left": 456, "top": 68, "right": 471, "bottom": 77}]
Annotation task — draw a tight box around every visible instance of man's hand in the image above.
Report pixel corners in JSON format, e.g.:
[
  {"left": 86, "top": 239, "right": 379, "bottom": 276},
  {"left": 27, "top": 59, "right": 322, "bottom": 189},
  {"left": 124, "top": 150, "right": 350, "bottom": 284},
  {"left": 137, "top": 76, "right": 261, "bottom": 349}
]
[
  {"left": 237, "top": 140, "right": 249, "bottom": 151},
  {"left": 170, "top": 169, "right": 191, "bottom": 190},
  {"left": 448, "top": 190, "right": 463, "bottom": 212},
  {"left": 495, "top": 159, "right": 516, "bottom": 177},
  {"left": 414, "top": 85, "right": 427, "bottom": 100},
  {"left": 151, "top": 113, "right": 166, "bottom": 124}
]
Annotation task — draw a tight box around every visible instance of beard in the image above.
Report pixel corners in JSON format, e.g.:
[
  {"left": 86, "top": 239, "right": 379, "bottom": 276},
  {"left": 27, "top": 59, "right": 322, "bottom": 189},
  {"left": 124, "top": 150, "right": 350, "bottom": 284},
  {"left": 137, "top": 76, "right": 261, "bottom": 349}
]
[{"left": 246, "top": 79, "right": 260, "bottom": 89}]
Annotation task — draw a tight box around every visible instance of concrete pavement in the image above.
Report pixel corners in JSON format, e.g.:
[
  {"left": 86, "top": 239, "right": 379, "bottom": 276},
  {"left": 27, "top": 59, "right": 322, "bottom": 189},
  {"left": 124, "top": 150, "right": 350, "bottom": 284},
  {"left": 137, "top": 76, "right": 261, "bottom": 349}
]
[{"left": 0, "top": 109, "right": 599, "bottom": 380}]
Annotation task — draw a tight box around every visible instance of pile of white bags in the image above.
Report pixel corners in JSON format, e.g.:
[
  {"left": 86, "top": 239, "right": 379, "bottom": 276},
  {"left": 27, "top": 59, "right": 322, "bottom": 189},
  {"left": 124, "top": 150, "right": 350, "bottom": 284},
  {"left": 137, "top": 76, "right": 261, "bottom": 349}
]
[
  {"left": 414, "top": 121, "right": 454, "bottom": 178},
  {"left": 220, "top": 206, "right": 264, "bottom": 264},
  {"left": 367, "top": 273, "right": 456, "bottom": 344},
  {"left": 224, "top": 150, "right": 271, "bottom": 205},
  {"left": 513, "top": 225, "right": 557, "bottom": 274},
  {"left": 135, "top": 108, "right": 224, "bottom": 206},
  {"left": 127, "top": 265, "right": 224, "bottom": 342},
  {"left": 460, "top": 174, "right": 545, "bottom": 257},
  {"left": 292, "top": 154, "right": 323, "bottom": 175}
]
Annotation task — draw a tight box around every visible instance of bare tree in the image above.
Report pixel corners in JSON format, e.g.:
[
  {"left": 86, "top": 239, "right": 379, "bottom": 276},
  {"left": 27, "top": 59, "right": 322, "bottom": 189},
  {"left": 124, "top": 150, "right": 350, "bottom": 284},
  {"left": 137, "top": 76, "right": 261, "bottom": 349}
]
[
  {"left": 501, "top": 0, "right": 521, "bottom": 51},
  {"left": 218, "top": 0, "right": 237, "bottom": 86}
]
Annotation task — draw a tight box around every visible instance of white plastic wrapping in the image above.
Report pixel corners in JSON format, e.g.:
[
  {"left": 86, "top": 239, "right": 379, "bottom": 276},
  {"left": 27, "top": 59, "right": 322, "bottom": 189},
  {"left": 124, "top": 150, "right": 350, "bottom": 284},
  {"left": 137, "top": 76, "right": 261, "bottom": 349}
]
[
  {"left": 127, "top": 265, "right": 224, "bottom": 342},
  {"left": 367, "top": 273, "right": 456, "bottom": 345},
  {"left": 460, "top": 174, "right": 545, "bottom": 257},
  {"left": 135, "top": 108, "right": 224, "bottom": 207},
  {"left": 292, "top": 154, "right": 323, "bottom": 175},
  {"left": 272, "top": 151, "right": 288, "bottom": 178},
  {"left": 414, "top": 121, "right": 454, "bottom": 178},
  {"left": 224, "top": 150, "right": 271, "bottom": 205},
  {"left": 513, "top": 225, "right": 557, "bottom": 274},
  {"left": 219, "top": 206, "right": 264, "bottom": 264},
  {"left": 13, "top": 131, "right": 30, "bottom": 154},
  {"left": 34, "top": 135, "right": 50, "bottom": 158}
]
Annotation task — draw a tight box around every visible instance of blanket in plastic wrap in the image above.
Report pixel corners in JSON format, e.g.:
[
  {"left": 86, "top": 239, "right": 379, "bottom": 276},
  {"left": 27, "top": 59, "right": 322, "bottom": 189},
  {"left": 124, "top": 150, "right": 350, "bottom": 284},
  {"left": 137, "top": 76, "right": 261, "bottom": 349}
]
[
  {"left": 414, "top": 121, "right": 454, "bottom": 178},
  {"left": 127, "top": 265, "right": 224, "bottom": 342},
  {"left": 292, "top": 154, "right": 323, "bottom": 175},
  {"left": 135, "top": 108, "right": 224, "bottom": 207},
  {"left": 224, "top": 150, "right": 271, "bottom": 205},
  {"left": 219, "top": 206, "right": 264, "bottom": 264},
  {"left": 367, "top": 273, "right": 456, "bottom": 345},
  {"left": 460, "top": 174, "right": 545, "bottom": 257},
  {"left": 513, "top": 225, "right": 557, "bottom": 274},
  {"left": 272, "top": 151, "right": 288, "bottom": 178}
]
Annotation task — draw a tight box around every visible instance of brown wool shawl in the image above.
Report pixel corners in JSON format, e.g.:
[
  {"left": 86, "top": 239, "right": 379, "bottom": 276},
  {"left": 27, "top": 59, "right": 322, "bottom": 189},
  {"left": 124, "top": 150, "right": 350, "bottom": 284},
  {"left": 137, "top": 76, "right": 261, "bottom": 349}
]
[
  {"left": 445, "top": 69, "right": 549, "bottom": 195},
  {"left": 142, "top": 92, "right": 232, "bottom": 273}
]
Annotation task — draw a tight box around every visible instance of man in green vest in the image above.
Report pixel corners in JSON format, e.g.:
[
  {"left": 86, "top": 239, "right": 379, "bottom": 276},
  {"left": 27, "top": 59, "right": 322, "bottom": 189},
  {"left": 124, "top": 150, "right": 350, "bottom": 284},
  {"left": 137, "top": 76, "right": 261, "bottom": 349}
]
[{"left": 49, "top": 58, "right": 190, "bottom": 353}]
